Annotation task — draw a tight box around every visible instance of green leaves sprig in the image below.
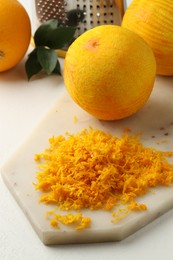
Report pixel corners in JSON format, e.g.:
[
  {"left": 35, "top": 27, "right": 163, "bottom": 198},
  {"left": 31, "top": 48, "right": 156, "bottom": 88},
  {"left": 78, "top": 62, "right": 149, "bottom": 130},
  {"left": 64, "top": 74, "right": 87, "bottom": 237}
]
[{"left": 25, "top": 19, "right": 76, "bottom": 80}]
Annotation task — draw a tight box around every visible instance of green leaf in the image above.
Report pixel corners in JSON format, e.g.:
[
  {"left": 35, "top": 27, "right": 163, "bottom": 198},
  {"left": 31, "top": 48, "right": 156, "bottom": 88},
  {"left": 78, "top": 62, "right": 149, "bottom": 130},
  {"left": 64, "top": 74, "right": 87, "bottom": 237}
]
[
  {"left": 34, "top": 19, "right": 59, "bottom": 47},
  {"left": 34, "top": 19, "right": 76, "bottom": 49},
  {"left": 52, "top": 60, "right": 61, "bottom": 75},
  {"left": 25, "top": 19, "right": 76, "bottom": 80},
  {"left": 45, "top": 26, "right": 76, "bottom": 49},
  {"left": 25, "top": 48, "right": 42, "bottom": 80},
  {"left": 37, "top": 46, "right": 57, "bottom": 75}
]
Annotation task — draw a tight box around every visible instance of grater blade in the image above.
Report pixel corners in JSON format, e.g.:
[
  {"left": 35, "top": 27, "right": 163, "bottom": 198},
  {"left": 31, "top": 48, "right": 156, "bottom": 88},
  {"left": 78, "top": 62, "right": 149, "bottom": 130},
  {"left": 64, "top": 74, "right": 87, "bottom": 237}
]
[{"left": 35, "top": 0, "right": 123, "bottom": 37}]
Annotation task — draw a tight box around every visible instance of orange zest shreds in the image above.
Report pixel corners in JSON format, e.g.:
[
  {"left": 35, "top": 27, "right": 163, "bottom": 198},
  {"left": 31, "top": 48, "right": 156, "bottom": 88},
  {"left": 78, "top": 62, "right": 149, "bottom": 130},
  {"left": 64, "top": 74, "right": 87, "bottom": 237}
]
[
  {"left": 73, "top": 115, "right": 77, "bottom": 124},
  {"left": 76, "top": 217, "right": 91, "bottom": 230},
  {"left": 55, "top": 213, "right": 83, "bottom": 225},
  {"left": 46, "top": 208, "right": 58, "bottom": 219},
  {"left": 123, "top": 127, "right": 132, "bottom": 133},
  {"left": 34, "top": 128, "right": 173, "bottom": 228},
  {"left": 50, "top": 219, "right": 60, "bottom": 229},
  {"left": 34, "top": 153, "right": 41, "bottom": 161},
  {"left": 112, "top": 201, "right": 147, "bottom": 223},
  {"left": 103, "top": 197, "right": 117, "bottom": 210},
  {"left": 51, "top": 213, "right": 91, "bottom": 230},
  {"left": 112, "top": 207, "right": 130, "bottom": 223},
  {"left": 128, "top": 201, "right": 147, "bottom": 212}
]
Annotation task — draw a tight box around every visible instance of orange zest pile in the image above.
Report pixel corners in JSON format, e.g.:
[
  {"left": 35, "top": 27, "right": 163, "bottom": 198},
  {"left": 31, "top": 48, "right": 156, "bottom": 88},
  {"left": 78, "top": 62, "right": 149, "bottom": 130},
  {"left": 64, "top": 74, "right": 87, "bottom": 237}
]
[{"left": 34, "top": 128, "right": 173, "bottom": 229}]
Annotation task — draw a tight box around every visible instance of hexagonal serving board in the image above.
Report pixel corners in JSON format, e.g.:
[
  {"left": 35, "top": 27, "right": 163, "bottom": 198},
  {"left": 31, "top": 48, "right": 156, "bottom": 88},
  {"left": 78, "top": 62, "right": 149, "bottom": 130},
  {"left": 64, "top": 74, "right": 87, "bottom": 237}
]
[{"left": 1, "top": 76, "right": 173, "bottom": 245}]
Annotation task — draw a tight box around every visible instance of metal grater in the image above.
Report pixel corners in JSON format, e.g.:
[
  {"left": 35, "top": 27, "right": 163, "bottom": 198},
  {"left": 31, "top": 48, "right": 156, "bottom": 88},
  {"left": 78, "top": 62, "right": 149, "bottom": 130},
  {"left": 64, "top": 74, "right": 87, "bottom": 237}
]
[{"left": 35, "top": 0, "right": 123, "bottom": 37}]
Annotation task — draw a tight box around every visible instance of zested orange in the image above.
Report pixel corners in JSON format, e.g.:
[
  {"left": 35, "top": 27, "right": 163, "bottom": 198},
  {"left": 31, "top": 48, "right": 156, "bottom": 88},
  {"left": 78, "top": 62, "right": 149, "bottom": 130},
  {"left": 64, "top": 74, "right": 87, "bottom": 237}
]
[
  {"left": 64, "top": 25, "right": 156, "bottom": 120},
  {"left": 0, "top": 0, "right": 31, "bottom": 72},
  {"left": 122, "top": 0, "right": 173, "bottom": 76}
]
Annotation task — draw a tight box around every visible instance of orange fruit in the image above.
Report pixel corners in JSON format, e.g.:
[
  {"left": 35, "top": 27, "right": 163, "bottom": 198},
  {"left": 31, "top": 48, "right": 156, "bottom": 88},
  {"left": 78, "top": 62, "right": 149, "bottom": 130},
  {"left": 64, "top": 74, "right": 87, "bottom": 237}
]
[
  {"left": 122, "top": 0, "right": 173, "bottom": 76},
  {"left": 0, "top": 0, "right": 31, "bottom": 72},
  {"left": 64, "top": 25, "right": 156, "bottom": 121}
]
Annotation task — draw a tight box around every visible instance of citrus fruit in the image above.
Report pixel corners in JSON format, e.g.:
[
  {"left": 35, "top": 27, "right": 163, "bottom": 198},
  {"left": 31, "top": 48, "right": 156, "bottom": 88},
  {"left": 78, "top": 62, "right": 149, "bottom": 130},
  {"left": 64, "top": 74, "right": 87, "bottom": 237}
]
[
  {"left": 0, "top": 0, "right": 31, "bottom": 72},
  {"left": 64, "top": 25, "right": 156, "bottom": 121},
  {"left": 122, "top": 0, "right": 173, "bottom": 76}
]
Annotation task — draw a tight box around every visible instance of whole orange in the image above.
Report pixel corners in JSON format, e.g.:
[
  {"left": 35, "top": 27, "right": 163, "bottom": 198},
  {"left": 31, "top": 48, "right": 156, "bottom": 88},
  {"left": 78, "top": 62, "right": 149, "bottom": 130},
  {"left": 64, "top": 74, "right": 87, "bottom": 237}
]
[
  {"left": 122, "top": 0, "right": 173, "bottom": 76},
  {"left": 0, "top": 0, "right": 31, "bottom": 72},
  {"left": 64, "top": 25, "right": 156, "bottom": 121}
]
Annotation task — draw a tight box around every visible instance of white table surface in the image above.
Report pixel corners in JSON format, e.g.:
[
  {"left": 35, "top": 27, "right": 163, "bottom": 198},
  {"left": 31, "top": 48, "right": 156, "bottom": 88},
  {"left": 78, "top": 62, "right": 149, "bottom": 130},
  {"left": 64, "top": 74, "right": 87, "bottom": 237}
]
[{"left": 1, "top": 1, "right": 173, "bottom": 259}]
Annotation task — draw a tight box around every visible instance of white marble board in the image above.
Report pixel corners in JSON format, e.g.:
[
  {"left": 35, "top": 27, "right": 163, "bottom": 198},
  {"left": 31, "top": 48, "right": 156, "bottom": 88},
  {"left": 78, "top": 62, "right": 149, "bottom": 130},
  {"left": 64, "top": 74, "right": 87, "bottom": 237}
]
[{"left": 1, "top": 76, "right": 173, "bottom": 245}]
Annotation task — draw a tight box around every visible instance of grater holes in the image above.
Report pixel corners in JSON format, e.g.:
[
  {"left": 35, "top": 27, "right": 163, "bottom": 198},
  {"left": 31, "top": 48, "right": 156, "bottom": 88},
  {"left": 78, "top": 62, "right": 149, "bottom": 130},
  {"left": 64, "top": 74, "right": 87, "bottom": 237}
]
[
  {"left": 35, "top": 0, "right": 122, "bottom": 36},
  {"left": 36, "top": 0, "right": 67, "bottom": 23}
]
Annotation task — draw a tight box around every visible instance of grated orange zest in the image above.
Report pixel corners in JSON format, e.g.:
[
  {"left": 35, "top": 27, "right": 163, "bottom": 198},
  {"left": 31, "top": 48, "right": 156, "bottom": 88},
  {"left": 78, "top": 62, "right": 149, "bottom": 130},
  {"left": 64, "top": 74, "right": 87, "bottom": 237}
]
[{"left": 34, "top": 128, "right": 173, "bottom": 229}]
